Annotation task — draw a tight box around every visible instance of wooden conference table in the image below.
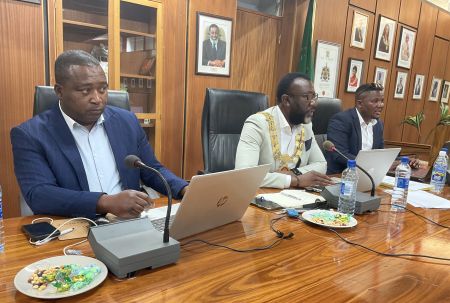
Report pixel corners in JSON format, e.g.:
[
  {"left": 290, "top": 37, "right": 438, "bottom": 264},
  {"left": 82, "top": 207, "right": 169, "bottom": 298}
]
[{"left": 2, "top": 187, "right": 450, "bottom": 302}]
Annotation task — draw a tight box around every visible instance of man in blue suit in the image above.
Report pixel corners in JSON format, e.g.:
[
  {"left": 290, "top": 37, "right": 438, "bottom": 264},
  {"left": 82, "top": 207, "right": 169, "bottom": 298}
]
[
  {"left": 11, "top": 50, "right": 188, "bottom": 219},
  {"left": 326, "top": 83, "right": 385, "bottom": 174}
]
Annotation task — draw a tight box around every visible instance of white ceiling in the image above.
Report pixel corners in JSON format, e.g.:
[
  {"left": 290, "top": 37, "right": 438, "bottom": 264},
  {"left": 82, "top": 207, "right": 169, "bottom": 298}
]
[{"left": 426, "top": 0, "right": 450, "bottom": 11}]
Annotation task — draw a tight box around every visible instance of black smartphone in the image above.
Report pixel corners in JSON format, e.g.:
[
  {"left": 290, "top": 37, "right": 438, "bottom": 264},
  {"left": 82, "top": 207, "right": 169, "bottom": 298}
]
[
  {"left": 22, "top": 222, "right": 60, "bottom": 242},
  {"left": 251, "top": 197, "right": 283, "bottom": 211}
]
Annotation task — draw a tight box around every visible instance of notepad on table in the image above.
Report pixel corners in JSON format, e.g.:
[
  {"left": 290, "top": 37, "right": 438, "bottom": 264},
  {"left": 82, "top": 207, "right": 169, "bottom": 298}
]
[{"left": 256, "top": 190, "right": 325, "bottom": 208}]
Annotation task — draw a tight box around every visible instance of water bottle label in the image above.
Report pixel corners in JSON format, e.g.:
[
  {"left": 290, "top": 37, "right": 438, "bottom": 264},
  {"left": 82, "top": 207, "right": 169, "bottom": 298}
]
[
  {"left": 396, "top": 177, "right": 409, "bottom": 189},
  {"left": 0, "top": 199, "right": 2, "bottom": 218},
  {"left": 431, "top": 171, "right": 445, "bottom": 182},
  {"left": 340, "top": 181, "right": 354, "bottom": 196}
]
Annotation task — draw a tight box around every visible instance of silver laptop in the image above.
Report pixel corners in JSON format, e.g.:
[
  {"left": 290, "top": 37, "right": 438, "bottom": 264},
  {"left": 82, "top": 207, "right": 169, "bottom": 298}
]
[
  {"left": 141, "top": 164, "right": 270, "bottom": 240},
  {"left": 355, "top": 148, "right": 401, "bottom": 192}
]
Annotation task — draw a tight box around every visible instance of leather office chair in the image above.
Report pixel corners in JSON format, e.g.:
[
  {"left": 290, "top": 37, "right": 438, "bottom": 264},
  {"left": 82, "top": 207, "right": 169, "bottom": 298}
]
[
  {"left": 201, "top": 88, "right": 268, "bottom": 174},
  {"left": 33, "top": 85, "right": 130, "bottom": 115},
  {"left": 311, "top": 97, "right": 342, "bottom": 153},
  {"left": 19, "top": 86, "right": 131, "bottom": 216}
]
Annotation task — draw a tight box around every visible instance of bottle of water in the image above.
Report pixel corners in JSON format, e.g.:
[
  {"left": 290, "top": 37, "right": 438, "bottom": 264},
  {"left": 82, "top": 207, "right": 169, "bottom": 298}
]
[
  {"left": 390, "top": 156, "right": 411, "bottom": 212},
  {"left": 430, "top": 149, "right": 448, "bottom": 194},
  {"left": 338, "top": 160, "right": 358, "bottom": 215},
  {"left": 0, "top": 185, "right": 4, "bottom": 253}
]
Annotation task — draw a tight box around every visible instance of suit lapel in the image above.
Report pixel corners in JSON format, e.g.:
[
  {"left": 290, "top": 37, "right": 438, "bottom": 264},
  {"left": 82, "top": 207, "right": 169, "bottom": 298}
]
[
  {"left": 44, "top": 106, "right": 90, "bottom": 190},
  {"left": 351, "top": 108, "right": 362, "bottom": 151},
  {"left": 103, "top": 107, "right": 129, "bottom": 189}
]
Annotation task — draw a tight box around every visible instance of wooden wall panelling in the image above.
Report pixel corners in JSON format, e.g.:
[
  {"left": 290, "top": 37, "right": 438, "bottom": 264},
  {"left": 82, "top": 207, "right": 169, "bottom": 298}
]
[
  {"left": 0, "top": 0, "right": 45, "bottom": 218},
  {"left": 375, "top": 0, "right": 401, "bottom": 20},
  {"left": 160, "top": 0, "right": 187, "bottom": 176},
  {"left": 275, "top": 0, "right": 298, "bottom": 93},
  {"left": 401, "top": 2, "right": 438, "bottom": 143},
  {"left": 290, "top": 0, "right": 309, "bottom": 71},
  {"left": 312, "top": 0, "right": 348, "bottom": 103},
  {"left": 398, "top": 0, "right": 421, "bottom": 28},
  {"left": 183, "top": 0, "right": 236, "bottom": 179},
  {"left": 231, "top": 10, "right": 279, "bottom": 102},
  {"left": 338, "top": 7, "right": 375, "bottom": 109},
  {"left": 436, "top": 9, "right": 450, "bottom": 41},
  {"left": 349, "top": 0, "right": 376, "bottom": 13},
  {"left": 383, "top": 23, "right": 412, "bottom": 142},
  {"left": 420, "top": 37, "right": 449, "bottom": 144}
]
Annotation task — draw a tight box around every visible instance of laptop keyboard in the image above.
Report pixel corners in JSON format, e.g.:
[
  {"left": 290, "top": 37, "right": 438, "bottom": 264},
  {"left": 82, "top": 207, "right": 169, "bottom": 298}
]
[{"left": 151, "top": 215, "right": 175, "bottom": 232}]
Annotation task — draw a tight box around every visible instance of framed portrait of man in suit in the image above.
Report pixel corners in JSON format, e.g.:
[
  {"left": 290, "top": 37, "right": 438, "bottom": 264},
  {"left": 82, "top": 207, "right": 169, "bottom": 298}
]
[
  {"left": 412, "top": 74, "right": 425, "bottom": 100},
  {"left": 196, "top": 13, "right": 233, "bottom": 77},
  {"left": 394, "top": 71, "right": 408, "bottom": 99},
  {"left": 429, "top": 77, "right": 442, "bottom": 102},
  {"left": 441, "top": 81, "right": 450, "bottom": 104},
  {"left": 350, "top": 11, "right": 369, "bottom": 49}
]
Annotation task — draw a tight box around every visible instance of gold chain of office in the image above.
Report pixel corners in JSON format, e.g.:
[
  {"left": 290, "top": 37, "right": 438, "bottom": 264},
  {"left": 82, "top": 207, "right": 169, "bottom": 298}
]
[{"left": 260, "top": 112, "right": 305, "bottom": 169}]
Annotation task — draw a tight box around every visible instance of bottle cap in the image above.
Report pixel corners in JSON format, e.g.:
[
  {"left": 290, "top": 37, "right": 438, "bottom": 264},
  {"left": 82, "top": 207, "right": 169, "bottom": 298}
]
[
  {"left": 401, "top": 156, "right": 409, "bottom": 164},
  {"left": 347, "top": 160, "right": 356, "bottom": 168},
  {"left": 439, "top": 150, "right": 447, "bottom": 156}
]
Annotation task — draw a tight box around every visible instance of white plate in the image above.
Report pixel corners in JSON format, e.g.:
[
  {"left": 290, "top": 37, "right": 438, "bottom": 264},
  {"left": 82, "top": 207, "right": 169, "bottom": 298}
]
[
  {"left": 14, "top": 255, "right": 108, "bottom": 299},
  {"left": 302, "top": 209, "right": 357, "bottom": 228}
]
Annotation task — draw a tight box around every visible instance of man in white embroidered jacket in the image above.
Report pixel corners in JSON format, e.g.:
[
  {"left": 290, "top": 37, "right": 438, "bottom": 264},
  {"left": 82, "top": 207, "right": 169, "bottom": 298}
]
[{"left": 235, "top": 72, "right": 333, "bottom": 189}]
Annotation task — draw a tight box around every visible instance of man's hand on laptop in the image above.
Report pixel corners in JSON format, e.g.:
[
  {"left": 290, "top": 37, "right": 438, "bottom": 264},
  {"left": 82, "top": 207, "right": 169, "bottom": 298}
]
[
  {"left": 97, "top": 190, "right": 153, "bottom": 218},
  {"left": 409, "top": 158, "right": 421, "bottom": 169},
  {"left": 296, "top": 171, "right": 334, "bottom": 188}
]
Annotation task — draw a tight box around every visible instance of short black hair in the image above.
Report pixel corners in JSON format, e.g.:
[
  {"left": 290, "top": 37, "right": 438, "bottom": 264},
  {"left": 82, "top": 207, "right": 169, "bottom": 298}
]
[
  {"left": 276, "top": 72, "right": 311, "bottom": 103},
  {"left": 209, "top": 24, "right": 219, "bottom": 32},
  {"left": 55, "top": 50, "right": 100, "bottom": 85},
  {"left": 355, "top": 83, "right": 383, "bottom": 100}
]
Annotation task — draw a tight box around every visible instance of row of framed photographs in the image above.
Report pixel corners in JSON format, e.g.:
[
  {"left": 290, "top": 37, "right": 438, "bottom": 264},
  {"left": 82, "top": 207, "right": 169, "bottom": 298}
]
[
  {"left": 347, "top": 57, "right": 450, "bottom": 103},
  {"left": 350, "top": 12, "right": 416, "bottom": 69}
]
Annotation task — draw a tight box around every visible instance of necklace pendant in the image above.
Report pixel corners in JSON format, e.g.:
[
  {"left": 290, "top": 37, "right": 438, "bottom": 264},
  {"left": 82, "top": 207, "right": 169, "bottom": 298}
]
[{"left": 280, "top": 154, "right": 291, "bottom": 164}]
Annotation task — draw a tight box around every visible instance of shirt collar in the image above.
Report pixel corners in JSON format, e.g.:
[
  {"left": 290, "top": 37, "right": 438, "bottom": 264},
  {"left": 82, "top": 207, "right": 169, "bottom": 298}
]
[
  {"left": 275, "top": 105, "right": 302, "bottom": 132},
  {"left": 59, "top": 101, "right": 104, "bottom": 130},
  {"left": 356, "top": 108, "right": 377, "bottom": 127}
]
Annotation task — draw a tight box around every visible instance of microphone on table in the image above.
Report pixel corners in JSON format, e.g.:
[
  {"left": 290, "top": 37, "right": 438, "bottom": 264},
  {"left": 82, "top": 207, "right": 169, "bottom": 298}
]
[
  {"left": 321, "top": 140, "right": 381, "bottom": 214},
  {"left": 323, "top": 141, "right": 376, "bottom": 197},
  {"left": 88, "top": 155, "right": 180, "bottom": 278},
  {"left": 125, "top": 155, "right": 173, "bottom": 243}
]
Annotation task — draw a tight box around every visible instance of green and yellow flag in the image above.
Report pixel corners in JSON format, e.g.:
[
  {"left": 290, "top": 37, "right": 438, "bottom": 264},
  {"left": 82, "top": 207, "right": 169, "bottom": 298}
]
[{"left": 297, "top": 0, "right": 316, "bottom": 79}]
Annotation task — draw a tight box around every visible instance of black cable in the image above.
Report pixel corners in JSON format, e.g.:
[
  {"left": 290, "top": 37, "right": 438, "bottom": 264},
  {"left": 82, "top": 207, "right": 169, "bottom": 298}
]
[
  {"left": 328, "top": 228, "right": 450, "bottom": 262},
  {"left": 181, "top": 215, "right": 293, "bottom": 252},
  {"left": 320, "top": 204, "right": 450, "bottom": 262},
  {"left": 181, "top": 238, "right": 283, "bottom": 253},
  {"left": 379, "top": 203, "right": 450, "bottom": 229}
]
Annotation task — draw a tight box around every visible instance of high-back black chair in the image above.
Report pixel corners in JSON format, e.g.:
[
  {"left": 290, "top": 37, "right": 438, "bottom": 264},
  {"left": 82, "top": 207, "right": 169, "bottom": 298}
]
[
  {"left": 201, "top": 88, "right": 268, "bottom": 174},
  {"left": 311, "top": 97, "right": 342, "bottom": 153},
  {"left": 33, "top": 85, "right": 130, "bottom": 116},
  {"left": 20, "top": 86, "right": 131, "bottom": 216}
]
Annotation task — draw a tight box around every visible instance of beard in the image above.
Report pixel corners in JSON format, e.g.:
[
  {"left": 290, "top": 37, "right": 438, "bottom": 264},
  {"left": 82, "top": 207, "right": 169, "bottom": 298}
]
[{"left": 288, "top": 111, "right": 307, "bottom": 126}]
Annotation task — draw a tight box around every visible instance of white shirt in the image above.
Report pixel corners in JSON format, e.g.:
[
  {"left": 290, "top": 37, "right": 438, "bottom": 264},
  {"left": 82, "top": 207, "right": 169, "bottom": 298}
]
[
  {"left": 59, "top": 103, "right": 122, "bottom": 194},
  {"left": 276, "top": 106, "right": 303, "bottom": 188},
  {"left": 356, "top": 108, "right": 378, "bottom": 151}
]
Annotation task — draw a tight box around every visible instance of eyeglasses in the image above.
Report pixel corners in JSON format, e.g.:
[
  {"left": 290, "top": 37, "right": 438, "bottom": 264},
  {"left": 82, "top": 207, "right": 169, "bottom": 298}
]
[{"left": 288, "top": 93, "right": 319, "bottom": 103}]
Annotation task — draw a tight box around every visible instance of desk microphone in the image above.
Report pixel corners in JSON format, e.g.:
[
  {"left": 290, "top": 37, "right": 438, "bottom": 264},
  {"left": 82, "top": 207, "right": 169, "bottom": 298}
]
[
  {"left": 323, "top": 140, "right": 376, "bottom": 197},
  {"left": 321, "top": 140, "right": 381, "bottom": 214},
  {"left": 125, "top": 154, "right": 172, "bottom": 243},
  {"left": 88, "top": 155, "right": 180, "bottom": 278}
]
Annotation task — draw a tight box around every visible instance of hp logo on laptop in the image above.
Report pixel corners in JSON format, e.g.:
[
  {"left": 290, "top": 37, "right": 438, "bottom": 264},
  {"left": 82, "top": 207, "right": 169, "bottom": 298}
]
[{"left": 216, "top": 196, "right": 228, "bottom": 207}]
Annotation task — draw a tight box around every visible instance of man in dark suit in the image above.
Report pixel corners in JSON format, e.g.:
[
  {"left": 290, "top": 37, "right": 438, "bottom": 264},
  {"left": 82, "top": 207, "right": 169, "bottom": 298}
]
[
  {"left": 11, "top": 50, "right": 188, "bottom": 219},
  {"left": 202, "top": 24, "right": 226, "bottom": 67},
  {"left": 325, "top": 83, "right": 385, "bottom": 174}
]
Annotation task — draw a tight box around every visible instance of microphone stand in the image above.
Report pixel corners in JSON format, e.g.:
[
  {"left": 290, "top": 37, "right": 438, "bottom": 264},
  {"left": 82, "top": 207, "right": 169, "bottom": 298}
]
[
  {"left": 332, "top": 148, "right": 376, "bottom": 197},
  {"left": 135, "top": 160, "right": 172, "bottom": 243}
]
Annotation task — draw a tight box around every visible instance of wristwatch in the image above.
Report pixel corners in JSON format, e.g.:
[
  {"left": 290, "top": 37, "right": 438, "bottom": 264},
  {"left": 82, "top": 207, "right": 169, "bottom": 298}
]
[{"left": 290, "top": 167, "right": 302, "bottom": 176}]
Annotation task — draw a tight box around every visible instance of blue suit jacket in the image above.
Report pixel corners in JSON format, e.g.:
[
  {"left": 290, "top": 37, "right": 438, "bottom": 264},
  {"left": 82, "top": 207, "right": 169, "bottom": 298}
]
[
  {"left": 326, "top": 108, "right": 384, "bottom": 174},
  {"left": 10, "top": 105, "right": 188, "bottom": 218}
]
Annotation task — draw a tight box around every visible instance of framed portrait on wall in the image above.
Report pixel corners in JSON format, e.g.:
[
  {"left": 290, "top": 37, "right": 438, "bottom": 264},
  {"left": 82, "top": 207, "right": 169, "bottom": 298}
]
[
  {"left": 429, "top": 77, "right": 442, "bottom": 102},
  {"left": 346, "top": 58, "right": 364, "bottom": 93},
  {"left": 397, "top": 27, "right": 416, "bottom": 69},
  {"left": 350, "top": 11, "right": 369, "bottom": 49},
  {"left": 393, "top": 71, "right": 408, "bottom": 99},
  {"left": 374, "top": 15, "right": 396, "bottom": 62},
  {"left": 196, "top": 13, "right": 233, "bottom": 76},
  {"left": 412, "top": 74, "right": 425, "bottom": 100},
  {"left": 374, "top": 67, "right": 387, "bottom": 92},
  {"left": 313, "top": 40, "right": 341, "bottom": 98},
  {"left": 441, "top": 81, "right": 450, "bottom": 104}
]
